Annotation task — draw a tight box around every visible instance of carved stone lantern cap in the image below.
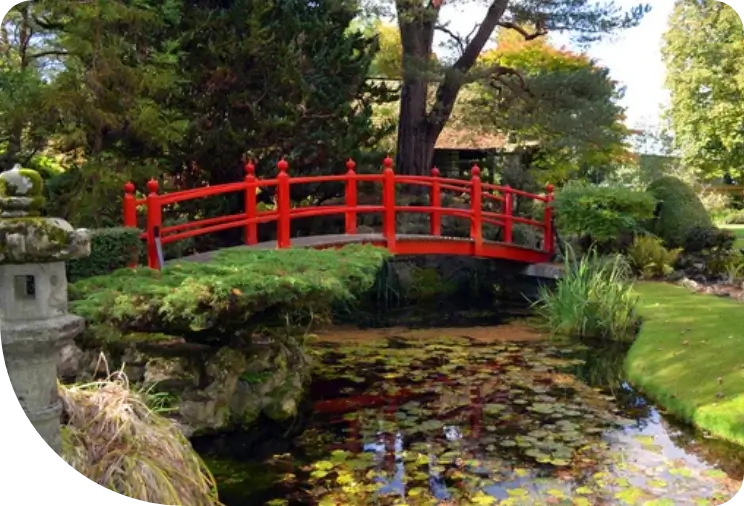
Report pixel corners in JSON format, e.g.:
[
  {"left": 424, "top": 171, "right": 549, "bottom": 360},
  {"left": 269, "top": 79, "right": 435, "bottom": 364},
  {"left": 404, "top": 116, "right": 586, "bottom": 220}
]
[{"left": 0, "top": 165, "right": 91, "bottom": 264}]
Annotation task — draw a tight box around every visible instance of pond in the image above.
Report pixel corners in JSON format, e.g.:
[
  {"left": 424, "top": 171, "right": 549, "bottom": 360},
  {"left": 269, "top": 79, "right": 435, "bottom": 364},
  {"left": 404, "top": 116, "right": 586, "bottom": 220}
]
[{"left": 195, "top": 324, "right": 744, "bottom": 506}]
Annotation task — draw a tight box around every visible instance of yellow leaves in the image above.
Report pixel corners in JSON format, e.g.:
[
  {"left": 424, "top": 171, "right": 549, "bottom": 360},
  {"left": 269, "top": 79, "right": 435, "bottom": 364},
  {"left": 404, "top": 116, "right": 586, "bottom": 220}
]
[
  {"left": 470, "top": 491, "right": 497, "bottom": 505},
  {"left": 507, "top": 487, "right": 529, "bottom": 497}
]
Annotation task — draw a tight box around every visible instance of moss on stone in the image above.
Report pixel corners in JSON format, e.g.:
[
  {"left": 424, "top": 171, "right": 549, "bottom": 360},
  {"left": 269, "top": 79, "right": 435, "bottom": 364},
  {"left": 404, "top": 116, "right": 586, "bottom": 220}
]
[
  {"left": 0, "top": 215, "right": 91, "bottom": 263},
  {"left": 0, "top": 167, "right": 44, "bottom": 197}
]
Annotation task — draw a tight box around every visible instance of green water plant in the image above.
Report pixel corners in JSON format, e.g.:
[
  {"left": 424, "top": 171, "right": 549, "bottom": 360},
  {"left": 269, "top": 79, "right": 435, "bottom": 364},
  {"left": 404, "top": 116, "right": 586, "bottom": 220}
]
[{"left": 533, "top": 245, "right": 640, "bottom": 342}]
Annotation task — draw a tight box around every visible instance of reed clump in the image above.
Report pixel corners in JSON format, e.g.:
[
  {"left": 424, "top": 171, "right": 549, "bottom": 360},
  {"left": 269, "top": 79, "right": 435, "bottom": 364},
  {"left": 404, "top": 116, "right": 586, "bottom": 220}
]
[{"left": 59, "top": 371, "right": 221, "bottom": 506}]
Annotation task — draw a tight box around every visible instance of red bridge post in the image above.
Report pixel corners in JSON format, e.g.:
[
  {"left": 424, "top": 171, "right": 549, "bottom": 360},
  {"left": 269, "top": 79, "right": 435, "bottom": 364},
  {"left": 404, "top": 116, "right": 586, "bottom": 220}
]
[
  {"left": 345, "top": 159, "right": 357, "bottom": 234},
  {"left": 544, "top": 183, "right": 555, "bottom": 255},
  {"left": 503, "top": 185, "right": 513, "bottom": 244},
  {"left": 277, "top": 158, "right": 291, "bottom": 248},
  {"left": 470, "top": 165, "right": 483, "bottom": 255},
  {"left": 382, "top": 156, "right": 396, "bottom": 253},
  {"left": 123, "top": 182, "right": 138, "bottom": 268},
  {"left": 145, "top": 179, "right": 162, "bottom": 270},
  {"left": 430, "top": 167, "right": 441, "bottom": 236},
  {"left": 244, "top": 161, "right": 258, "bottom": 245}
]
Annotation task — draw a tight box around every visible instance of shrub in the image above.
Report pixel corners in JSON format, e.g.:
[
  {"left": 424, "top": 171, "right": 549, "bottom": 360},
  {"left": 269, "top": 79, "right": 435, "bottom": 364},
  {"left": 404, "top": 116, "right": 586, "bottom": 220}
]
[
  {"left": 60, "top": 372, "right": 221, "bottom": 505},
  {"left": 69, "top": 244, "right": 390, "bottom": 340},
  {"left": 552, "top": 182, "right": 656, "bottom": 251},
  {"left": 683, "top": 226, "right": 735, "bottom": 254},
  {"left": 724, "top": 253, "right": 744, "bottom": 286},
  {"left": 67, "top": 228, "right": 141, "bottom": 282},
  {"left": 533, "top": 246, "right": 641, "bottom": 342},
  {"left": 626, "top": 235, "right": 682, "bottom": 279},
  {"left": 646, "top": 176, "right": 713, "bottom": 248},
  {"left": 718, "top": 209, "right": 744, "bottom": 225}
]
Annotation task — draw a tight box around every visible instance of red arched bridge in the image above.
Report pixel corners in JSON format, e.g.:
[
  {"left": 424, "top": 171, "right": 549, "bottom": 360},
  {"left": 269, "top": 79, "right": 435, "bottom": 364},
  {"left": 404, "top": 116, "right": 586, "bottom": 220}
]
[{"left": 123, "top": 156, "right": 556, "bottom": 270}]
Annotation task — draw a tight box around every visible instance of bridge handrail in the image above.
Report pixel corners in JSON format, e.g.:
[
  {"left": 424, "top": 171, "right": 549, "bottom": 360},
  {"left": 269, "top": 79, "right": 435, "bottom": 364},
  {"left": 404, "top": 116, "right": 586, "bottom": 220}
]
[{"left": 123, "top": 156, "right": 555, "bottom": 270}]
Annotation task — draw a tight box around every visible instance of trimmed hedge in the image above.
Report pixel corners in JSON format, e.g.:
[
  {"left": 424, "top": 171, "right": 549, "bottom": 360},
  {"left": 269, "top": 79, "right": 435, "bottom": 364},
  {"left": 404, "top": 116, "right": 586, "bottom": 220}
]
[
  {"left": 646, "top": 176, "right": 712, "bottom": 248},
  {"left": 552, "top": 182, "right": 656, "bottom": 250},
  {"left": 67, "top": 227, "right": 141, "bottom": 282}
]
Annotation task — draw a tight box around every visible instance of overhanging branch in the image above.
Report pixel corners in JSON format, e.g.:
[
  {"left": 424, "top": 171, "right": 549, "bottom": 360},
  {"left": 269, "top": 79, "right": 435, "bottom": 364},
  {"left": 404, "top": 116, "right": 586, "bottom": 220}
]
[{"left": 498, "top": 21, "right": 548, "bottom": 41}]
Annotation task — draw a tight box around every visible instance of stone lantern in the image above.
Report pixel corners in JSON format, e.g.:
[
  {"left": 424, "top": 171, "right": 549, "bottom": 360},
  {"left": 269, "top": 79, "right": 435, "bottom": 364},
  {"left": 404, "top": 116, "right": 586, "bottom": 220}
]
[{"left": 0, "top": 164, "right": 91, "bottom": 455}]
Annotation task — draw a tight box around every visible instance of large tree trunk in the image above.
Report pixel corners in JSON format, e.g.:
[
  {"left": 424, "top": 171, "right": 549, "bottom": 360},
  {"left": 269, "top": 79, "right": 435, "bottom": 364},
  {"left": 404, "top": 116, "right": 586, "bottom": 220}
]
[
  {"left": 396, "top": 78, "right": 435, "bottom": 176},
  {"left": 394, "top": 0, "right": 510, "bottom": 176}
]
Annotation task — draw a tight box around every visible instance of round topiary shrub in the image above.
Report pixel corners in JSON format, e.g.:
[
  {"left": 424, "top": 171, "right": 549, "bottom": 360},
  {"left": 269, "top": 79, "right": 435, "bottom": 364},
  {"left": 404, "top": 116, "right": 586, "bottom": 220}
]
[{"left": 646, "top": 176, "right": 712, "bottom": 248}]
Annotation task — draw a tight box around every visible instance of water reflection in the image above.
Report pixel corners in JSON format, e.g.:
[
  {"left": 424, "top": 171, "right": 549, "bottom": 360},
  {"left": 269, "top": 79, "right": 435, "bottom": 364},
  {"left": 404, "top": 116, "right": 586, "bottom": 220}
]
[{"left": 200, "top": 331, "right": 743, "bottom": 505}]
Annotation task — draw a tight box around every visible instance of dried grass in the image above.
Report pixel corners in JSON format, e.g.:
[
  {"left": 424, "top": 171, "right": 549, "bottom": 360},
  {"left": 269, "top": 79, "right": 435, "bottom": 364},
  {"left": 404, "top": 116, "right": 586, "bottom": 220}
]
[{"left": 59, "top": 371, "right": 222, "bottom": 506}]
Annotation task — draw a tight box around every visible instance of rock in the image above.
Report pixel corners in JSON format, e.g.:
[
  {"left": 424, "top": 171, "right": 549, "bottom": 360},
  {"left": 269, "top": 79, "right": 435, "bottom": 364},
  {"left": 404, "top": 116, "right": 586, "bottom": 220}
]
[
  {"left": 144, "top": 357, "right": 199, "bottom": 391},
  {"left": 679, "top": 278, "right": 701, "bottom": 292},
  {"left": 57, "top": 343, "right": 86, "bottom": 380}
]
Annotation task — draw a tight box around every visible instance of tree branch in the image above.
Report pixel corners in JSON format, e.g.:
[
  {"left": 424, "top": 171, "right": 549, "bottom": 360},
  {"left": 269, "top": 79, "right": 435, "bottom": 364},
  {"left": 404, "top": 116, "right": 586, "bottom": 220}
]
[
  {"left": 426, "top": 0, "right": 509, "bottom": 137},
  {"left": 30, "top": 50, "right": 70, "bottom": 59},
  {"left": 435, "top": 24, "right": 466, "bottom": 54},
  {"left": 453, "top": 0, "right": 509, "bottom": 73},
  {"left": 498, "top": 21, "right": 548, "bottom": 41}
]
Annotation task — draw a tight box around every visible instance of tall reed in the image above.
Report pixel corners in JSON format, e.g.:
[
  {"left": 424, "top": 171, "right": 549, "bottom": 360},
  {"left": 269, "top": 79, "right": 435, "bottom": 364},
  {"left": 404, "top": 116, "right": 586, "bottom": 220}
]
[{"left": 533, "top": 245, "right": 641, "bottom": 342}]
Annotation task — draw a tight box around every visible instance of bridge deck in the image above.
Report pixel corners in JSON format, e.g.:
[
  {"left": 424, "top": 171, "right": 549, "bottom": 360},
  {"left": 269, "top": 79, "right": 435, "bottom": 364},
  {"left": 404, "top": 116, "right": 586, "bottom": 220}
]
[{"left": 173, "top": 233, "right": 563, "bottom": 279}]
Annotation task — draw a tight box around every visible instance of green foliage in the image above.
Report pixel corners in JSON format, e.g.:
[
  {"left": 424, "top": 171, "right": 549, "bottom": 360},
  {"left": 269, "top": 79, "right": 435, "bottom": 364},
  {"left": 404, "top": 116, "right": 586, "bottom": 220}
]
[
  {"left": 69, "top": 245, "right": 390, "bottom": 340},
  {"left": 175, "top": 0, "right": 396, "bottom": 189},
  {"left": 682, "top": 226, "right": 735, "bottom": 254},
  {"left": 717, "top": 210, "right": 744, "bottom": 226},
  {"left": 663, "top": 0, "right": 744, "bottom": 181},
  {"left": 68, "top": 228, "right": 141, "bottom": 282},
  {"left": 533, "top": 247, "right": 641, "bottom": 342},
  {"left": 626, "top": 235, "right": 682, "bottom": 280},
  {"left": 466, "top": 32, "right": 632, "bottom": 185},
  {"left": 552, "top": 182, "right": 656, "bottom": 249},
  {"left": 647, "top": 176, "right": 713, "bottom": 248}
]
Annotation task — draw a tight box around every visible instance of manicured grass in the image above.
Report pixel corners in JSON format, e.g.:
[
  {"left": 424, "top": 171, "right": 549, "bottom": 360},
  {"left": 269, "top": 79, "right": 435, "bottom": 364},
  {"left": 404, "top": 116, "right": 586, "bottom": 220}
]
[
  {"left": 626, "top": 282, "right": 744, "bottom": 446},
  {"left": 723, "top": 224, "right": 744, "bottom": 249}
]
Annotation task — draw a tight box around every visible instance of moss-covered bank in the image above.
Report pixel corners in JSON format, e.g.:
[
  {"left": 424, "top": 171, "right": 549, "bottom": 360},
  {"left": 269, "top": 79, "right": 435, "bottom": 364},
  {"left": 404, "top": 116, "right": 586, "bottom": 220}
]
[{"left": 626, "top": 282, "right": 744, "bottom": 446}]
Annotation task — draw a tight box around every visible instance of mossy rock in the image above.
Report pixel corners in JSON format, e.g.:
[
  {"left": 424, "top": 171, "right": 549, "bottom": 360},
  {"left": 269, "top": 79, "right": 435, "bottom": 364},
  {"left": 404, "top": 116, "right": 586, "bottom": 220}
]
[
  {"left": 646, "top": 176, "right": 712, "bottom": 248},
  {"left": 0, "top": 166, "right": 44, "bottom": 197}
]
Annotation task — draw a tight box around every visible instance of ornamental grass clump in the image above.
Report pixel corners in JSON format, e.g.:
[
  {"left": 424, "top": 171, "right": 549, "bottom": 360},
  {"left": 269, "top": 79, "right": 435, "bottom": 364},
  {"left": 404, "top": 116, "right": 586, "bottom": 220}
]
[
  {"left": 533, "top": 246, "right": 640, "bottom": 342},
  {"left": 59, "top": 372, "right": 221, "bottom": 506}
]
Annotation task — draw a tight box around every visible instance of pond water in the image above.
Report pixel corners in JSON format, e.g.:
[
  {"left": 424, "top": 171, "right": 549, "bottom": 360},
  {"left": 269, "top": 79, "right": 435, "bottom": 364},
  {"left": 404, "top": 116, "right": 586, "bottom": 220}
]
[{"left": 197, "top": 326, "right": 744, "bottom": 506}]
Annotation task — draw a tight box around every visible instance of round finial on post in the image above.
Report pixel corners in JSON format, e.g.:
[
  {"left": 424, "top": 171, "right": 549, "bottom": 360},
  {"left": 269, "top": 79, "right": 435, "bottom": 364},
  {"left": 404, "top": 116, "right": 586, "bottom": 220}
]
[
  {"left": 383, "top": 156, "right": 394, "bottom": 171},
  {"left": 124, "top": 182, "right": 135, "bottom": 194},
  {"left": 0, "top": 165, "right": 46, "bottom": 218},
  {"left": 277, "top": 158, "right": 289, "bottom": 173},
  {"left": 245, "top": 161, "right": 256, "bottom": 177},
  {"left": 346, "top": 159, "right": 356, "bottom": 172},
  {"left": 431, "top": 167, "right": 440, "bottom": 177},
  {"left": 546, "top": 183, "right": 555, "bottom": 193},
  {"left": 471, "top": 165, "right": 481, "bottom": 178},
  {"left": 146, "top": 178, "right": 159, "bottom": 194}
]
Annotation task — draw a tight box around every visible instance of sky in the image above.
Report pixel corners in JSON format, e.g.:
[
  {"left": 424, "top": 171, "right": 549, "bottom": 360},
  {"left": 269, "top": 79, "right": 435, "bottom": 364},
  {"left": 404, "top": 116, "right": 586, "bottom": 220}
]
[{"left": 435, "top": 0, "right": 677, "bottom": 130}]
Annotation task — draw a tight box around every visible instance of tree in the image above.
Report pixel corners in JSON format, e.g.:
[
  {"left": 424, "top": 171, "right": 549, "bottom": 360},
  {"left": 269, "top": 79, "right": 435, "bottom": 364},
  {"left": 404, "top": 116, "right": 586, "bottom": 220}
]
[
  {"left": 386, "top": 0, "right": 649, "bottom": 175},
  {"left": 173, "top": 0, "right": 396, "bottom": 189},
  {"left": 462, "top": 29, "right": 632, "bottom": 186},
  {"left": 663, "top": 0, "right": 744, "bottom": 182},
  {"left": 0, "top": 2, "right": 59, "bottom": 168}
]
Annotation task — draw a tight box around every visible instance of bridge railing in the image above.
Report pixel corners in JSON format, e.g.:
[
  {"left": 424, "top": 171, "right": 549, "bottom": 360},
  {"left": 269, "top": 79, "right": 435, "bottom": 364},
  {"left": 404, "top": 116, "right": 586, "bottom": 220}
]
[{"left": 123, "top": 156, "right": 554, "bottom": 270}]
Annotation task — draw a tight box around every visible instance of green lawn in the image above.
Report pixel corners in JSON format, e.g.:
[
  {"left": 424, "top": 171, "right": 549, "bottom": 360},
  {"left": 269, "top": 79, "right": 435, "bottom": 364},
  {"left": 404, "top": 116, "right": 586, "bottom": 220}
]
[
  {"left": 626, "top": 282, "right": 744, "bottom": 446},
  {"left": 723, "top": 224, "right": 744, "bottom": 249}
]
